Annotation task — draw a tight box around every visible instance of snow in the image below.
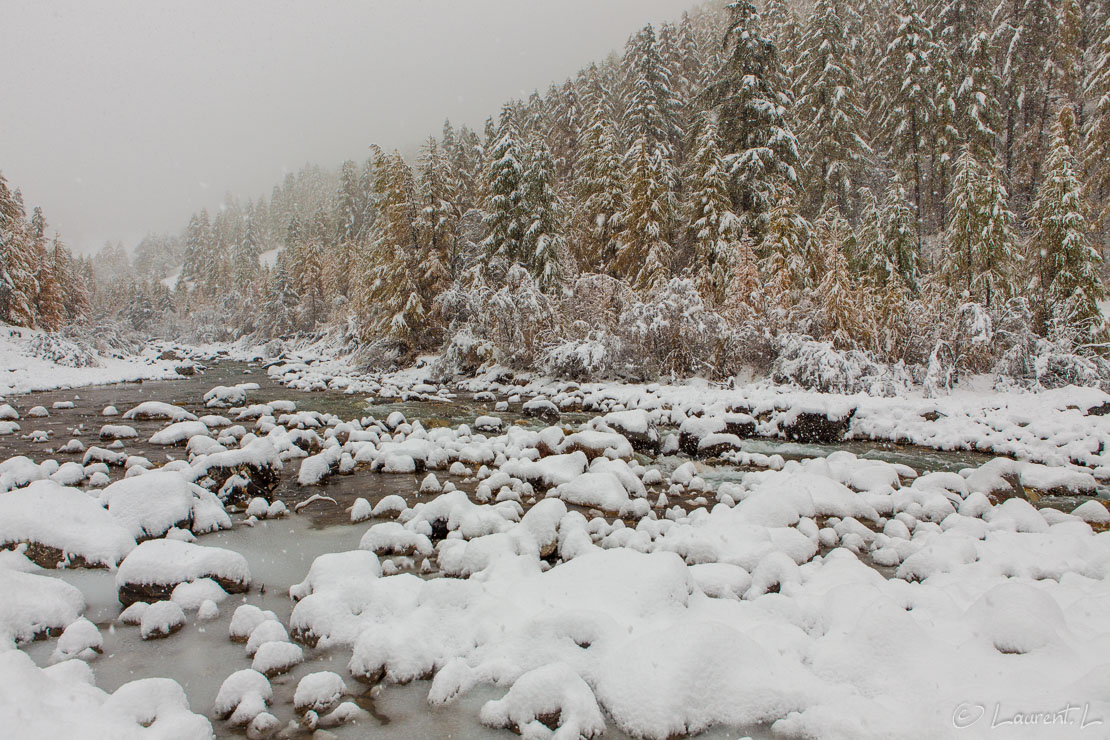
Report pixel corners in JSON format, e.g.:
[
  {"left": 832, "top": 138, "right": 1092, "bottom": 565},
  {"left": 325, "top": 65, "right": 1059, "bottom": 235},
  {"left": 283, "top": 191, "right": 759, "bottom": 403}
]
[
  {"left": 50, "top": 617, "right": 103, "bottom": 663},
  {"left": 0, "top": 568, "right": 85, "bottom": 645},
  {"left": 115, "top": 539, "right": 251, "bottom": 598},
  {"left": 99, "top": 471, "right": 208, "bottom": 540},
  {"left": 139, "top": 600, "right": 186, "bottom": 639},
  {"left": 0, "top": 480, "right": 136, "bottom": 566},
  {"left": 214, "top": 668, "right": 272, "bottom": 726},
  {"left": 251, "top": 640, "right": 304, "bottom": 676},
  {"left": 293, "top": 671, "right": 348, "bottom": 713},
  {"left": 550, "top": 472, "right": 631, "bottom": 512},
  {"left": 0, "top": 650, "right": 211, "bottom": 737},
  {"left": 0, "top": 327, "right": 182, "bottom": 396},
  {"left": 123, "top": 401, "right": 198, "bottom": 422},
  {"left": 149, "top": 420, "right": 210, "bottom": 445},
  {"left": 480, "top": 662, "right": 605, "bottom": 738}
]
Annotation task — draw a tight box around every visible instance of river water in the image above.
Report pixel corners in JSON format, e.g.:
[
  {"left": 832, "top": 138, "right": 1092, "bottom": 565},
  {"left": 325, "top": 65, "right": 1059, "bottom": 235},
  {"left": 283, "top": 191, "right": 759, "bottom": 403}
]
[{"left": 5, "top": 358, "right": 1097, "bottom": 738}]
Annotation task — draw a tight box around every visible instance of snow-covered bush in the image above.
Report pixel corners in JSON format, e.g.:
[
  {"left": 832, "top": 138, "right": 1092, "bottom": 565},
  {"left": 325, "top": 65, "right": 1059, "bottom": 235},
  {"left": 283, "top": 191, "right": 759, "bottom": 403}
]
[
  {"left": 28, "top": 333, "right": 99, "bottom": 368},
  {"left": 613, "top": 278, "right": 743, "bottom": 380},
  {"left": 771, "top": 334, "right": 912, "bottom": 396}
]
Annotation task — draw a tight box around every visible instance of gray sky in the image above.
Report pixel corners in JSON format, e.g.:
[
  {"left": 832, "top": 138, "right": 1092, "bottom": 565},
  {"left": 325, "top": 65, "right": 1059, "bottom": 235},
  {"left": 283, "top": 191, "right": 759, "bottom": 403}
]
[{"left": 1, "top": 0, "right": 701, "bottom": 254}]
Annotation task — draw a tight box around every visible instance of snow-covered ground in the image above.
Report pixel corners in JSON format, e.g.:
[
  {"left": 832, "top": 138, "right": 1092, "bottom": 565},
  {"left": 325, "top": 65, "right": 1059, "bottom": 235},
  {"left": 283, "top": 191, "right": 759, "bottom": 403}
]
[
  {"left": 1, "top": 342, "right": 1108, "bottom": 738},
  {"left": 0, "top": 327, "right": 183, "bottom": 397}
]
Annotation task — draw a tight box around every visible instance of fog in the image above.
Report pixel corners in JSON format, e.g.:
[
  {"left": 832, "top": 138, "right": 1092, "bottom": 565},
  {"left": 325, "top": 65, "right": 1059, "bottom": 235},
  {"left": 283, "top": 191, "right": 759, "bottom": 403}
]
[{"left": 1, "top": 0, "right": 701, "bottom": 254}]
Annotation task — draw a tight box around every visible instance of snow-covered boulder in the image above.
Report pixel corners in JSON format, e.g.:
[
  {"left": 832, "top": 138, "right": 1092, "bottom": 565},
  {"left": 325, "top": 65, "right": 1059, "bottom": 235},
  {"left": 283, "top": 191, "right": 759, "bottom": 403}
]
[
  {"left": 0, "top": 480, "right": 136, "bottom": 567},
  {"left": 115, "top": 539, "right": 251, "bottom": 606},
  {"left": 123, "top": 402, "right": 197, "bottom": 422}
]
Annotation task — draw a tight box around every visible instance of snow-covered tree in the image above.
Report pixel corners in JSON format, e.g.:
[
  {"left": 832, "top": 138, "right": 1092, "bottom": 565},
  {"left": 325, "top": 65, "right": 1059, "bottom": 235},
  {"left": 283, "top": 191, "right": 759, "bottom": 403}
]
[
  {"left": 1029, "top": 105, "right": 1105, "bottom": 341},
  {"left": 520, "top": 141, "right": 566, "bottom": 293},
  {"left": 1085, "top": 15, "right": 1110, "bottom": 224},
  {"left": 622, "top": 24, "right": 683, "bottom": 157},
  {"left": 954, "top": 32, "right": 1002, "bottom": 161},
  {"left": 481, "top": 106, "right": 527, "bottom": 266},
  {"left": 363, "top": 148, "right": 424, "bottom": 345},
  {"left": 941, "top": 147, "right": 1020, "bottom": 306},
  {"left": 794, "top": 0, "right": 874, "bottom": 218},
  {"left": 873, "top": 0, "right": 941, "bottom": 241},
  {"left": 685, "top": 114, "right": 743, "bottom": 305},
  {"left": 573, "top": 102, "right": 626, "bottom": 270},
  {"left": 706, "top": 0, "right": 800, "bottom": 230},
  {"left": 614, "top": 137, "right": 674, "bottom": 290},
  {"left": 416, "top": 136, "right": 458, "bottom": 295}
]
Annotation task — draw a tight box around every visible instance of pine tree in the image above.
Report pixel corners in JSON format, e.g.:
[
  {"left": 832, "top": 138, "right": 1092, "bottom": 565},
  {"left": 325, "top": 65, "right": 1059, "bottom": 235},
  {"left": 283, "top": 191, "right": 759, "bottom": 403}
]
[
  {"left": 521, "top": 141, "right": 566, "bottom": 293},
  {"left": 232, "top": 215, "right": 261, "bottom": 293},
  {"left": 795, "top": 0, "right": 874, "bottom": 218},
  {"left": 622, "top": 25, "right": 683, "bottom": 157},
  {"left": 815, "top": 210, "right": 866, "bottom": 348},
  {"left": 573, "top": 101, "right": 626, "bottom": 270},
  {"left": 364, "top": 148, "right": 424, "bottom": 345},
  {"left": 614, "top": 137, "right": 674, "bottom": 290},
  {"left": 260, "top": 255, "right": 300, "bottom": 338},
  {"left": 482, "top": 105, "right": 527, "bottom": 266},
  {"left": 1029, "top": 105, "right": 1105, "bottom": 340},
  {"left": 1085, "top": 16, "right": 1110, "bottom": 224},
  {"left": 760, "top": 198, "right": 814, "bottom": 298},
  {"left": 955, "top": 31, "right": 1003, "bottom": 160},
  {"left": 0, "top": 173, "right": 38, "bottom": 327},
  {"left": 873, "top": 0, "right": 941, "bottom": 243},
  {"left": 416, "top": 136, "right": 458, "bottom": 295},
  {"left": 706, "top": 0, "right": 800, "bottom": 230},
  {"left": 993, "top": 0, "right": 1057, "bottom": 192},
  {"left": 857, "top": 177, "right": 922, "bottom": 290},
  {"left": 685, "top": 114, "right": 744, "bottom": 305},
  {"left": 942, "top": 147, "right": 1020, "bottom": 306}
]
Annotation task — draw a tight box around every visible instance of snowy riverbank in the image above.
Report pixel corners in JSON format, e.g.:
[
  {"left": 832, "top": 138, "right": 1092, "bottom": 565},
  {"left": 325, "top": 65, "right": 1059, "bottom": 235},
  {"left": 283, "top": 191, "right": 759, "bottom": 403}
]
[{"left": 0, "top": 326, "right": 184, "bottom": 397}]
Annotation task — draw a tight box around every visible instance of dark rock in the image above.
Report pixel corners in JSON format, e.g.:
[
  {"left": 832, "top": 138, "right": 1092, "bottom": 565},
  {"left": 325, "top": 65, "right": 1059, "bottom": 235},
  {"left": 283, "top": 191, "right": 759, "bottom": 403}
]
[{"left": 780, "top": 411, "right": 855, "bottom": 444}]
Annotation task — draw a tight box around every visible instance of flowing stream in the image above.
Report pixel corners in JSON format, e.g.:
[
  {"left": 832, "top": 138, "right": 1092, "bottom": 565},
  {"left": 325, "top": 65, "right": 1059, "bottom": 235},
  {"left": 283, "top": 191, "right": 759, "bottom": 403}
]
[{"left": 6, "top": 358, "right": 1099, "bottom": 738}]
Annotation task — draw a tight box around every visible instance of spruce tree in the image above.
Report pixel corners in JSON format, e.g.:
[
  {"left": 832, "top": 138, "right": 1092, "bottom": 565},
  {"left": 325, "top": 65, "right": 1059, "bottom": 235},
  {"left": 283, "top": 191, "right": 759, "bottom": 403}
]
[
  {"left": 481, "top": 105, "right": 527, "bottom": 266},
  {"left": 364, "top": 149, "right": 424, "bottom": 345},
  {"left": 942, "top": 147, "right": 1020, "bottom": 307},
  {"left": 873, "top": 0, "right": 940, "bottom": 243},
  {"left": 706, "top": 0, "right": 800, "bottom": 231},
  {"left": 573, "top": 101, "right": 626, "bottom": 271},
  {"left": 614, "top": 137, "right": 674, "bottom": 290},
  {"left": 521, "top": 141, "right": 566, "bottom": 293},
  {"left": 416, "top": 136, "right": 458, "bottom": 294},
  {"left": 685, "top": 114, "right": 743, "bottom": 305},
  {"left": 1085, "top": 15, "right": 1110, "bottom": 224},
  {"left": 795, "top": 0, "right": 874, "bottom": 218},
  {"left": 1029, "top": 105, "right": 1105, "bottom": 340}
]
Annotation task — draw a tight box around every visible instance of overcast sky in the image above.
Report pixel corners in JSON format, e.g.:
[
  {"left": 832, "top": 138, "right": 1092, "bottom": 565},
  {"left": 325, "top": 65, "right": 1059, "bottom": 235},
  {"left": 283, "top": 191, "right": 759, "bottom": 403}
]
[{"left": 1, "top": 0, "right": 702, "bottom": 254}]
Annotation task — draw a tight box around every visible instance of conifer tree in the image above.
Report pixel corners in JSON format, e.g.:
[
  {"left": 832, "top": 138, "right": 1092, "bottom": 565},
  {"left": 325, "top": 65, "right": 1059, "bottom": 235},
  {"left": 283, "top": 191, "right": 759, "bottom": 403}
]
[
  {"left": 873, "top": 0, "right": 940, "bottom": 242},
  {"left": 685, "top": 114, "right": 743, "bottom": 305},
  {"left": 795, "top": 0, "right": 874, "bottom": 218},
  {"left": 760, "top": 199, "right": 814, "bottom": 298},
  {"left": 573, "top": 101, "right": 626, "bottom": 271},
  {"left": 1029, "top": 105, "right": 1105, "bottom": 340},
  {"left": 416, "top": 136, "right": 458, "bottom": 294},
  {"left": 1085, "top": 16, "right": 1110, "bottom": 224},
  {"left": 614, "top": 137, "right": 674, "bottom": 290},
  {"left": 955, "top": 32, "right": 1002, "bottom": 160},
  {"left": 364, "top": 149, "right": 424, "bottom": 345},
  {"left": 706, "top": 0, "right": 800, "bottom": 230},
  {"left": 521, "top": 141, "right": 566, "bottom": 293},
  {"left": 815, "top": 210, "right": 865, "bottom": 348},
  {"left": 0, "top": 173, "right": 37, "bottom": 327},
  {"left": 623, "top": 25, "right": 683, "bottom": 157},
  {"left": 942, "top": 147, "right": 1020, "bottom": 306},
  {"left": 482, "top": 106, "right": 527, "bottom": 266}
]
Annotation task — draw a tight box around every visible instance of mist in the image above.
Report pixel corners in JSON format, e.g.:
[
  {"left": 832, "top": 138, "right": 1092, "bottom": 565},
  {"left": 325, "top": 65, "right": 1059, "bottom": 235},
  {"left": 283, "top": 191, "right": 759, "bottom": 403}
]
[{"left": 1, "top": 0, "right": 701, "bottom": 254}]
